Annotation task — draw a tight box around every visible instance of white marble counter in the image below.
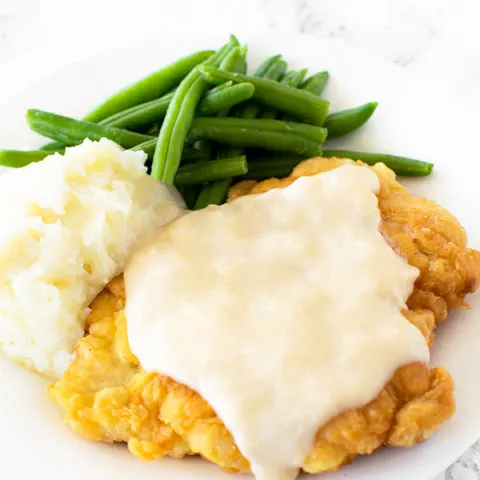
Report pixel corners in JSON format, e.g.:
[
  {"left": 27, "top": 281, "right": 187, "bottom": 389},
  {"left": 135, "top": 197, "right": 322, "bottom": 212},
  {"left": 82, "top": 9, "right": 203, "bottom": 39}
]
[{"left": 0, "top": 0, "right": 479, "bottom": 478}]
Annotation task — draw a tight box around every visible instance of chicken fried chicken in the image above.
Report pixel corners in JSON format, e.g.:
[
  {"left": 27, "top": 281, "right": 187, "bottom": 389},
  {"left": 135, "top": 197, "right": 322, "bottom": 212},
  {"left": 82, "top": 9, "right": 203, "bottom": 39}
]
[{"left": 49, "top": 158, "right": 480, "bottom": 476}]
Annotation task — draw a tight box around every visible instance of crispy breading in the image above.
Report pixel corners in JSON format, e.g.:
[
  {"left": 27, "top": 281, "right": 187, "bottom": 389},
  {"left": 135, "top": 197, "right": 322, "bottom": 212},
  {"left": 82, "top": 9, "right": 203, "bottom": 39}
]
[
  {"left": 49, "top": 158, "right": 480, "bottom": 475},
  {"left": 48, "top": 278, "right": 191, "bottom": 461}
]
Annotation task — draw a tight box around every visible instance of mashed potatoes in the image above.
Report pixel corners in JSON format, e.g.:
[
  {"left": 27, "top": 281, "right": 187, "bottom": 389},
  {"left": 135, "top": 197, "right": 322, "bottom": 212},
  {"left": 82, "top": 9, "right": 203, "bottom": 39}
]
[{"left": 0, "top": 139, "right": 184, "bottom": 378}]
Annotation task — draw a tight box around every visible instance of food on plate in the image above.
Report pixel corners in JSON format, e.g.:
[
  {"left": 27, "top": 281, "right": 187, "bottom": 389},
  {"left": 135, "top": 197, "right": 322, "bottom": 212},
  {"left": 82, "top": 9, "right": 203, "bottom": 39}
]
[
  {"left": 301, "top": 70, "right": 329, "bottom": 95},
  {"left": 196, "top": 53, "right": 298, "bottom": 210},
  {"left": 151, "top": 36, "right": 242, "bottom": 182},
  {"left": 0, "top": 35, "right": 434, "bottom": 207},
  {"left": 239, "top": 150, "right": 433, "bottom": 182},
  {"left": 323, "top": 101, "right": 378, "bottom": 138},
  {"left": 1, "top": 34, "right": 479, "bottom": 479},
  {"left": 27, "top": 108, "right": 154, "bottom": 148},
  {"left": 48, "top": 158, "right": 480, "bottom": 478},
  {"left": 199, "top": 65, "right": 331, "bottom": 126},
  {"left": 83, "top": 49, "right": 215, "bottom": 123},
  {"left": 186, "top": 117, "right": 327, "bottom": 156},
  {"left": 260, "top": 68, "right": 308, "bottom": 119},
  {"left": 0, "top": 139, "right": 184, "bottom": 377}
]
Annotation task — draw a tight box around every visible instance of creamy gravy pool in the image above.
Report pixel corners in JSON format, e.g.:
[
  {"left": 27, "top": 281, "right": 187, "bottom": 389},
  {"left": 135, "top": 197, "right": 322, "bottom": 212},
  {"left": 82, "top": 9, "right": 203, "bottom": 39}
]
[{"left": 125, "top": 165, "right": 429, "bottom": 480}]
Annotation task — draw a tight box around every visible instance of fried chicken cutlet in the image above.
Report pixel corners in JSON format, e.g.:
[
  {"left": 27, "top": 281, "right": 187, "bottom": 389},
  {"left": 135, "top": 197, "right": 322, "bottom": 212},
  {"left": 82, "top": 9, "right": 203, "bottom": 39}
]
[{"left": 48, "top": 158, "right": 480, "bottom": 475}]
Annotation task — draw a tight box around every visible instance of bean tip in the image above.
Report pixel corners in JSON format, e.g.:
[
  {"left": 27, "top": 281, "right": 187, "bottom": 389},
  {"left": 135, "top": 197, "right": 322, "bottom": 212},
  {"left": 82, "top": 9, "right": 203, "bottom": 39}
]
[{"left": 229, "top": 34, "right": 241, "bottom": 47}]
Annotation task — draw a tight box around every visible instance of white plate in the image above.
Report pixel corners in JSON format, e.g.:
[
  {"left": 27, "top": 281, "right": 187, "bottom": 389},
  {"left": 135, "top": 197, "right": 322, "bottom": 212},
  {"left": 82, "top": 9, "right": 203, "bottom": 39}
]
[{"left": 0, "top": 28, "right": 479, "bottom": 480}]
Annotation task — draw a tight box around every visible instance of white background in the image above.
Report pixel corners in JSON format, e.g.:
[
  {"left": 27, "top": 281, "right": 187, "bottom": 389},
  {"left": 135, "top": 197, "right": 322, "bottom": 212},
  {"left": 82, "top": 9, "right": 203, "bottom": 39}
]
[{"left": 0, "top": 1, "right": 479, "bottom": 478}]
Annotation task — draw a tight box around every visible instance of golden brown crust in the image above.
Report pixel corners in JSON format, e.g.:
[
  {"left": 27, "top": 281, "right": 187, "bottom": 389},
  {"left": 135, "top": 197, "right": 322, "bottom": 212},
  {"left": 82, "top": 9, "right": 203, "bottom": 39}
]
[
  {"left": 49, "top": 158, "right": 480, "bottom": 474},
  {"left": 48, "top": 278, "right": 190, "bottom": 461}
]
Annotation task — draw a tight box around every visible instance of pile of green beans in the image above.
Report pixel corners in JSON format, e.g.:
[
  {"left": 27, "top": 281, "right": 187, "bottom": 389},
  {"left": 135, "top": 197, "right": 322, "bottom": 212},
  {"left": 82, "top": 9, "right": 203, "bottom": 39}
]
[
  {"left": 83, "top": 50, "right": 215, "bottom": 122},
  {"left": 27, "top": 110, "right": 154, "bottom": 148},
  {"left": 261, "top": 69, "right": 308, "bottom": 119},
  {"left": 194, "top": 54, "right": 293, "bottom": 209},
  {"left": 1, "top": 34, "right": 434, "bottom": 210},
  {"left": 200, "top": 66, "right": 330, "bottom": 126},
  {"left": 98, "top": 81, "right": 254, "bottom": 131},
  {"left": 192, "top": 45, "right": 250, "bottom": 209},
  {"left": 175, "top": 156, "right": 247, "bottom": 186},
  {"left": 152, "top": 36, "right": 240, "bottom": 183}
]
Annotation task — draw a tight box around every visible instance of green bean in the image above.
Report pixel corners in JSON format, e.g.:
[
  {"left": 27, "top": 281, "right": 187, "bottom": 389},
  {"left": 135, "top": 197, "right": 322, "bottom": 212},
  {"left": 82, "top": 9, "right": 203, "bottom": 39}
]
[
  {"left": 131, "top": 138, "right": 157, "bottom": 157},
  {"left": 322, "top": 149, "right": 434, "bottom": 176},
  {"left": 132, "top": 138, "right": 208, "bottom": 162},
  {"left": 181, "top": 186, "right": 201, "bottom": 209},
  {"left": 0, "top": 143, "right": 186, "bottom": 169},
  {"left": 196, "top": 46, "right": 249, "bottom": 208},
  {"left": 100, "top": 81, "right": 245, "bottom": 131},
  {"left": 188, "top": 126, "right": 323, "bottom": 157},
  {"left": 0, "top": 140, "right": 207, "bottom": 169},
  {"left": 188, "top": 118, "right": 328, "bottom": 144},
  {"left": 195, "top": 47, "right": 249, "bottom": 161},
  {"left": 39, "top": 141, "right": 65, "bottom": 152},
  {"left": 216, "top": 45, "right": 248, "bottom": 115},
  {"left": 200, "top": 66, "right": 330, "bottom": 125},
  {"left": 173, "top": 41, "right": 245, "bottom": 170},
  {"left": 254, "top": 55, "right": 282, "bottom": 76},
  {"left": 198, "top": 83, "right": 254, "bottom": 116},
  {"left": 219, "top": 47, "right": 240, "bottom": 71},
  {"left": 233, "top": 45, "right": 248, "bottom": 74},
  {"left": 152, "top": 36, "right": 239, "bottom": 183},
  {"left": 282, "top": 70, "right": 329, "bottom": 122},
  {"left": 181, "top": 147, "right": 211, "bottom": 163},
  {"left": 219, "top": 46, "right": 247, "bottom": 74},
  {"left": 192, "top": 139, "right": 215, "bottom": 161},
  {"left": 146, "top": 123, "right": 161, "bottom": 136},
  {"left": 0, "top": 149, "right": 56, "bottom": 168},
  {"left": 223, "top": 56, "right": 288, "bottom": 160},
  {"left": 242, "top": 156, "right": 305, "bottom": 179},
  {"left": 26, "top": 110, "right": 154, "bottom": 148},
  {"left": 262, "top": 69, "right": 308, "bottom": 119},
  {"left": 175, "top": 156, "right": 248, "bottom": 186},
  {"left": 264, "top": 59, "right": 287, "bottom": 81},
  {"left": 83, "top": 50, "right": 215, "bottom": 123},
  {"left": 324, "top": 102, "right": 378, "bottom": 138},
  {"left": 100, "top": 93, "right": 173, "bottom": 129},
  {"left": 210, "top": 81, "right": 234, "bottom": 93},
  {"left": 234, "top": 57, "right": 287, "bottom": 120},
  {"left": 301, "top": 71, "right": 329, "bottom": 95},
  {"left": 194, "top": 178, "right": 232, "bottom": 209},
  {"left": 197, "top": 117, "right": 326, "bottom": 160},
  {"left": 280, "top": 68, "right": 308, "bottom": 86}
]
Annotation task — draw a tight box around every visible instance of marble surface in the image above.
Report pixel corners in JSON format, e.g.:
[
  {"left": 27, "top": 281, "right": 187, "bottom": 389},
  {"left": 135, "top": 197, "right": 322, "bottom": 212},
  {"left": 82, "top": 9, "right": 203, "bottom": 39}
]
[{"left": 0, "top": 0, "right": 479, "bottom": 478}]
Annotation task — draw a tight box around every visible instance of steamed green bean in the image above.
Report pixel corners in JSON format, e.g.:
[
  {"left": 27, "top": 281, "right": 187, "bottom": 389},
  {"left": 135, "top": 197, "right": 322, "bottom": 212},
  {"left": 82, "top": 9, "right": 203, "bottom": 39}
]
[
  {"left": 27, "top": 110, "right": 154, "bottom": 148},
  {"left": 152, "top": 36, "right": 239, "bottom": 183},
  {"left": 234, "top": 56, "right": 287, "bottom": 120},
  {"left": 83, "top": 50, "right": 215, "bottom": 123},
  {"left": 322, "top": 149, "right": 433, "bottom": 176},
  {"left": 0, "top": 150, "right": 55, "bottom": 168},
  {"left": 324, "top": 102, "right": 378, "bottom": 138},
  {"left": 188, "top": 117, "right": 327, "bottom": 144},
  {"left": 262, "top": 69, "right": 308, "bottom": 119},
  {"left": 188, "top": 126, "right": 323, "bottom": 157},
  {"left": 175, "top": 156, "right": 248, "bottom": 186},
  {"left": 194, "top": 178, "right": 232, "bottom": 209},
  {"left": 301, "top": 71, "right": 329, "bottom": 95},
  {"left": 200, "top": 66, "right": 330, "bottom": 125},
  {"left": 243, "top": 156, "right": 304, "bottom": 179}
]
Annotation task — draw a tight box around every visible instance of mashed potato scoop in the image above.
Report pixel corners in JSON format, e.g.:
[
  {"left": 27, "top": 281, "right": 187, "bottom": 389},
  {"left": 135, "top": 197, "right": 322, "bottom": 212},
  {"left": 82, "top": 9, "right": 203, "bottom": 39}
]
[{"left": 0, "top": 139, "right": 184, "bottom": 378}]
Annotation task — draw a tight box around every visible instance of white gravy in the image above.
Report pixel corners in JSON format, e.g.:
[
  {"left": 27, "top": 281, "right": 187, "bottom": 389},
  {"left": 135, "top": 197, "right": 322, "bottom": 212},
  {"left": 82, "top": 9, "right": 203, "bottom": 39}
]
[{"left": 125, "top": 165, "right": 429, "bottom": 480}]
